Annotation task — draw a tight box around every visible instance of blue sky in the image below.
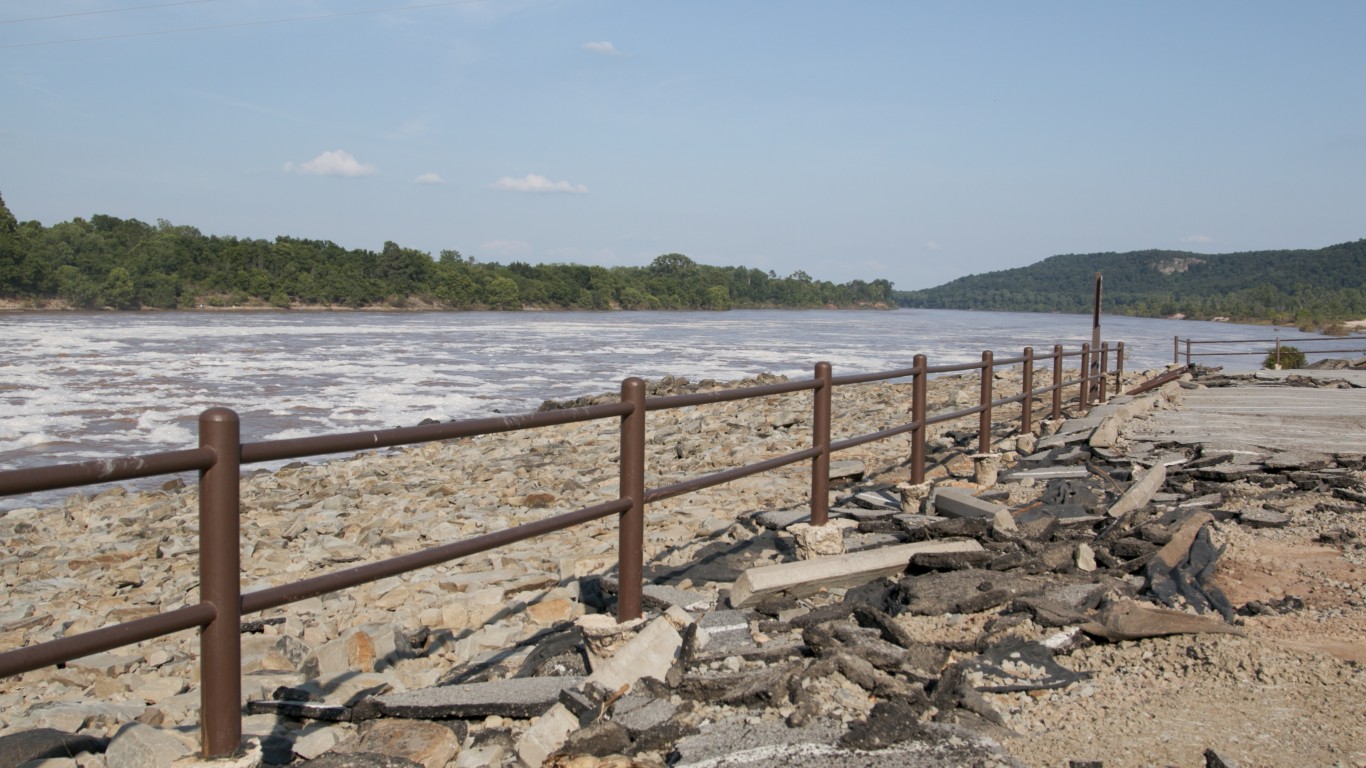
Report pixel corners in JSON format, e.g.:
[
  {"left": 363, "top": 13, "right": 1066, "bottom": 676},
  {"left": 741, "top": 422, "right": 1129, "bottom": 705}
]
[{"left": 3, "top": 1, "right": 1364, "bottom": 290}]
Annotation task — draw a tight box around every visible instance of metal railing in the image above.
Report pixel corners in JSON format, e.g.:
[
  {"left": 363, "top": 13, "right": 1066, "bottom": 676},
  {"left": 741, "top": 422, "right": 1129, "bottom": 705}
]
[
  {"left": 1174, "top": 334, "right": 1366, "bottom": 367},
  {"left": 0, "top": 339, "right": 1121, "bottom": 758}
]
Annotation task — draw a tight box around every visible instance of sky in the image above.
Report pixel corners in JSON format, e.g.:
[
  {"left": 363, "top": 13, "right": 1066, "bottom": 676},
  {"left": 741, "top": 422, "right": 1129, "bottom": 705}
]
[{"left": 2, "top": 1, "right": 1364, "bottom": 290}]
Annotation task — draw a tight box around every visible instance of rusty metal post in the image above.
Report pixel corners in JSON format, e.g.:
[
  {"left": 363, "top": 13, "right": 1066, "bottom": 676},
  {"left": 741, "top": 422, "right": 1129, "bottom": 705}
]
[
  {"left": 1021, "top": 347, "right": 1034, "bottom": 435},
  {"left": 1098, "top": 342, "right": 1109, "bottom": 403},
  {"left": 910, "top": 354, "right": 927, "bottom": 484},
  {"left": 1079, "top": 344, "right": 1091, "bottom": 412},
  {"left": 1173, "top": 336, "right": 1179, "bottom": 365},
  {"left": 1116, "top": 341, "right": 1125, "bottom": 396},
  {"left": 617, "top": 377, "right": 647, "bottom": 623},
  {"left": 810, "top": 362, "right": 832, "bottom": 526},
  {"left": 978, "top": 350, "right": 993, "bottom": 454},
  {"left": 1092, "top": 273, "right": 1103, "bottom": 354},
  {"left": 1051, "top": 345, "right": 1063, "bottom": 420},
  {"left": 198, "top": 408, "right": 242, "bottom": 759}
]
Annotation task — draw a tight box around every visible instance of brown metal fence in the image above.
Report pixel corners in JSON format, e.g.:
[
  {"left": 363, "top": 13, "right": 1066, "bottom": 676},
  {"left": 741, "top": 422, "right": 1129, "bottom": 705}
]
[
  {"left": 1174, "top": 334, "right": 1366, "bottom": 367},
  {"left": 0, "top": 340, "right": 1121, "bottom": 758}
]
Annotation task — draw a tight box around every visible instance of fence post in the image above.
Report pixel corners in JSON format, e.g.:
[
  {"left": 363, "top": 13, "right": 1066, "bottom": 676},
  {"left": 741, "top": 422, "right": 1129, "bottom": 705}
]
[
  {"left": 1021, "top": 347, "right": 1034, "bottom": 436},
  {"left": 1185, "top": 338, "right": 1191, "bottom": 366},
  {"left": 1098, "top": 342, "right": 1109, "bottom": 403},
  {"left": 910, "top": 354, "right": 927, "bottom": 484},
  {"left": 810, "top": 362, "right": 832, "bottom": 527},
  {"left": 617, "top": 378, "right": 646, "bottom": 623},
  {"left": 198, "top": 408, "right": 242, "bottom": 759},
  {"left": 1173, "top": 336, "right": 1179, "bottom": 365},
  {"left": 1116, "top": 341, "right": 1125, "bottom": 396},
  {"left": 1078, "top": 344, "right": 1091, "bottom": 412},
  {"left": 1051, "top": 345, "right": 1063, "bottom": 420},
  {"left": 978, "top": 350, "right": 993, "bottom": 454}
]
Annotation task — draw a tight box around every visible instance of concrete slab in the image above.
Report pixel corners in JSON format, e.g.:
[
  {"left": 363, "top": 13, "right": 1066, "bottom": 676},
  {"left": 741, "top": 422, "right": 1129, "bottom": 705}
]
[
  {"left": 929, "top": 488, "right": 1006, "bottom": 520},
  {"left": 1107, "top": 464, "right": 1166, "bottom": 519},
  {"left": 728, "top": 539, "right": 984, "bottom": 607},
  {"left": 361, "top": 676, "right": 585, "bottom": 719},
  {"left": 1126, "top": 382, "right": 1366, "bottom": 453},
  {"left": 1004, "top": 466, "right": 1092, "bottom": 481}
]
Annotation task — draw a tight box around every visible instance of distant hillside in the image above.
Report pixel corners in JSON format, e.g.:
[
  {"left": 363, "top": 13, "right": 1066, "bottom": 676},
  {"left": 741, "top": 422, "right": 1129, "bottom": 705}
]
[{"left": 895, "top": 240, "right": 1366, "bottom": 329}]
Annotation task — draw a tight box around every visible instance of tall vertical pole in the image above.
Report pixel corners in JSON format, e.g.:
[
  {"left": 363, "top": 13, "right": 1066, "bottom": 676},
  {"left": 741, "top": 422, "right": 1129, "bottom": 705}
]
[
  {"left": 910, "top": 354, "right": 927, "bottom": 484},
  {"left": 1091, "top": 272, "right": 1103, "bottom": 403},
  {"left": 1079, "top": 344, "right": 1091, "bottom": 412},
  {"left": 1092, "top": 273, "right": 1103, "bottom": 355},
  {"left": 199, "top": 408, "right": 242, "bottom": 759},
  {"left": 617, "top": 378, "right": 646, "bottom": 622},
  {"left": 1051, "top": 345, "right": 1063, "bottom": 420},
  {"left": 1116, "top": 342, "right": 1125, "bottom": 397},
  {"left": 810, "top": 362, "right": 831, "bottom": 526},
  {"left": 1098, "top": 342, "right": 1109, "bottom": 403},
  {"left": 1173, "top": 336, "right": 1179, "bottom": 366},
  {"left": 978, "top": 351, "right": 993, "bottom": 454},
  {"left": 1020, "top": 347, "right": 1034, "bottom": 436}
]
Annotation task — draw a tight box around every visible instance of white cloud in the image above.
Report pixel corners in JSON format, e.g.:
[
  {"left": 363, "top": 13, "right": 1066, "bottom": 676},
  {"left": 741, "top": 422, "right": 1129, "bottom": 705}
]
[
  {"left": 1180, "top": 234, "right": 1214, "bottom": 244},
  {"left": 414, "top": 172, "right": 446, "bottom": 185},
  {"left": 481, "top": 239, "right": 532, "bottom": 255},
  {"left": 583, "top": 41, "right": 620, "bottom": 55},
  {"left": 490, "top": 173, "right": 588, "bottom": 194},
  {"left": 283, "top": 150, "right": 377, "bottom": 177}
]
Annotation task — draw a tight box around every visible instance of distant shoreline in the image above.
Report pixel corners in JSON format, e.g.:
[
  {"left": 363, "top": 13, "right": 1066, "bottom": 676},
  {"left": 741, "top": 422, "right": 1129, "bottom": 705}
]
[
  {"left": 2, "top": 298, "right": 1361, "bottom": 331},
  {"left": 0, "top": 299, "right": 893, "bottom": 313}
]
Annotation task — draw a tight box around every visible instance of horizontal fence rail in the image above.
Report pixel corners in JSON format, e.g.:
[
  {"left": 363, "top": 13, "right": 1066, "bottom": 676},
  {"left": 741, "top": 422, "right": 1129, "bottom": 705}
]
[
  {"left": 1174, "top": 334, "right": 1366, "bottom": 367},
  {"left": 0, "top": 339, "right": 1122, "bottom": 758}
]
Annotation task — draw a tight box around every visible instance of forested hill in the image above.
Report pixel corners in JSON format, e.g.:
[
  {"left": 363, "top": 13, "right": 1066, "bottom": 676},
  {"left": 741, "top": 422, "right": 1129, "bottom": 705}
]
[
  {"left": 895, "top": 240, "right": 1366, "bottom": 328},
  {"left": 0, "top": 194, "right": 893, "bottom": 311}
]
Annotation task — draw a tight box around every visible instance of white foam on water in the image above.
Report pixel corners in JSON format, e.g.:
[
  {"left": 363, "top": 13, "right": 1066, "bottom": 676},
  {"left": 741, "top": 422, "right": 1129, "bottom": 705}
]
[{"left": 3, "top": 308, "right": 1355, "bottom": 511}]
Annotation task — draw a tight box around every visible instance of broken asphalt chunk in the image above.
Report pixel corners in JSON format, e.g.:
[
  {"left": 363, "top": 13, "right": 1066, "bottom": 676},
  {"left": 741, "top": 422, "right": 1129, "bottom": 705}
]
[
  {"left": 1081, "top": 600, "right": 1246, "bottom": 641},
  {"left": 963, "top": 637, "right": 1090, "bottom": 693}
]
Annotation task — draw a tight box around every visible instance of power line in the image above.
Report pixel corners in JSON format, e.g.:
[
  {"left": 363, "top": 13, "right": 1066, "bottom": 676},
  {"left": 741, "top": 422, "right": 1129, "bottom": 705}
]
[
  {"left": 1, "top": 1, "right": 217, "bottom": 25},
  {"left": 0, "top": 0, "right": 492, "bottom": 49}
]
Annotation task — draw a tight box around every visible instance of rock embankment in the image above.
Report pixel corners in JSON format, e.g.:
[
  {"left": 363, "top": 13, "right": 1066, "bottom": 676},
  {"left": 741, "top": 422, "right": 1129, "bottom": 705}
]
[{"left": 1, "top": 366, "right": 1363, "bottom": 768}]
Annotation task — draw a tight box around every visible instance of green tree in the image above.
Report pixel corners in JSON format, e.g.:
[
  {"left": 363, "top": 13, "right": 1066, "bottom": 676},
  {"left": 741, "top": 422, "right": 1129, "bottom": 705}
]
[
  {"left": 703, "top": 285, "right": 731, "bottom": 310},
  {"left": 99, "top": 267, "right": 137, "bottom": 308},
  {"left": 485, "top": 275, "right": 521, "bottom": 310},
  {"left": 55, "top": 265, "right": 98, "bottom": 307},
  {"left": 137, "top": 271, "right": 178, "bottom": 309}
]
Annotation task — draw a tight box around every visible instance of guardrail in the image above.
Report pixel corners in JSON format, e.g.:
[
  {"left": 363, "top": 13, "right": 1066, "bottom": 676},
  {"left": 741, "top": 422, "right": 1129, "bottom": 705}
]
[
  {"left": 0, "top": 340, "right": 1121, "bottom": 758},
  {"left": 1173, "top": 334, "right": 1366, "bottom": 367}
]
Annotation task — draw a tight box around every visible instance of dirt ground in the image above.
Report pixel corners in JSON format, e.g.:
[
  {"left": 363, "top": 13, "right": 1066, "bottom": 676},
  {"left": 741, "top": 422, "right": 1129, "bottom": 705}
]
[{"left": 995, "top": 485, "right": 1366, "bottom": 768}]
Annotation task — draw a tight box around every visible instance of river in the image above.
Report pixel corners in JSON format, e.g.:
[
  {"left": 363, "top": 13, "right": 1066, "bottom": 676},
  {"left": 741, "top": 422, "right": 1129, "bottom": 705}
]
[{"left": 0, "top": 308, "right": 1351, "bottom": 509}]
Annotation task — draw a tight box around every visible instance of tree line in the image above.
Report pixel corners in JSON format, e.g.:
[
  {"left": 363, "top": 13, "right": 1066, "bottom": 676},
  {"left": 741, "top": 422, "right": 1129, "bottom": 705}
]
[
  {"left": 0, "top": 194, "right": 894, "bottom": 311},
  {"left": 893, "top": 240, "right": 1366, "bottom": 331}
]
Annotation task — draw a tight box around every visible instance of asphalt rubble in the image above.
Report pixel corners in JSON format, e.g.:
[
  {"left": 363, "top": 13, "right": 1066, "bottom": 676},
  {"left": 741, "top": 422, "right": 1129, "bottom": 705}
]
[{"left": 2, "top": 365, "right": 1364, "bottom": 768}]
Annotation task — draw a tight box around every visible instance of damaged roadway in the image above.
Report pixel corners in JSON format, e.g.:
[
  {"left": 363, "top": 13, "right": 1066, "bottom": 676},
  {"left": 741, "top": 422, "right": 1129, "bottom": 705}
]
[
  {"left": 5, "top": 364, "right": 1362, "bottom": 767},
  {"left": 297, "top": 366, "right": 1363, "bottom": 766}
]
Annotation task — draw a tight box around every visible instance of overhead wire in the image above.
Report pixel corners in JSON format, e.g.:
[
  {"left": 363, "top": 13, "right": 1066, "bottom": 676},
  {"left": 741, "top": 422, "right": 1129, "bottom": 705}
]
[
  {"left": 1, "top": 1, "right": 217, "bottom": 25},
  {"left": 0, "top": 0, "right": 492, "bottom": 49}
]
